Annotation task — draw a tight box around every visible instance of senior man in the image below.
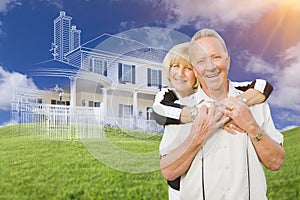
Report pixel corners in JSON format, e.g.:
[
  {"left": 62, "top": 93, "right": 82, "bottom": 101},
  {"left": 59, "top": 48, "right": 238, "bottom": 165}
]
[{"left": 159, "top": 28, "right": 285, "bottom": 200}]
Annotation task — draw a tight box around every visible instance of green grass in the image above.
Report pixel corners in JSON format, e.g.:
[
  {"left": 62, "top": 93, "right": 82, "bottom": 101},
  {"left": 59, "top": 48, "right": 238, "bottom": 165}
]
[
  {"left": 264, "top": 127, "right": 300, "bottom": 200},
  {"left": 0, "top": 125, "right": 167, "bottom": 200},
  {"left": 0, "top": 125, "right": 299, "bottom": 199}
]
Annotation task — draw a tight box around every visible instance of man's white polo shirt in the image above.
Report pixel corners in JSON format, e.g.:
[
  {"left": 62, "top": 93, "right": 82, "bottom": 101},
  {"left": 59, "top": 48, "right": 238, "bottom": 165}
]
[{"left": 159, "top": 81, "right": 284, "bottom": 200}]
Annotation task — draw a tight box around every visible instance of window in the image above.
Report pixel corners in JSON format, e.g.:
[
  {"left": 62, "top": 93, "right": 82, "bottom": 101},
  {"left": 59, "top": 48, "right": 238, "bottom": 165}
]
[
  {"left": 89, "top": 101, "right": 94, "bottom": 107},
  {"left": 147, "top": 68, "right": 162, "bottom": 87},
  {"left": 119, "top": 104, "right": 133, "bottom": 118},
  {"left": 94, "top": 102, "right": 101, "bottom": 107},
  {"left": 28, "top": 98, "right": 37, "bottom": 103},
  {"left": 37, "top": 98, "right": 43, "bottom": 104},
  {"left": 118, "top": 63, "right": 135, "bottom": 84},
  {"left": 51, "top": 99, "right": 56, "bottom": 105},
  {"left": 94, "top": 59, "right": 107, "bottom": 75},
  {"left": 123, "top": 64, "right": 132, "bottom": 82},
  {"left": 90, "top": 58, "right": 107, "bottom": 76}
]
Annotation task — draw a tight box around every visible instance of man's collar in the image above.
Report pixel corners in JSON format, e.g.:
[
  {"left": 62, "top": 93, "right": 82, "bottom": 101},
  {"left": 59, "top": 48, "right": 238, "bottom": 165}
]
[{"left": 194, "top": 80, "right": 241, "bottom": 104}]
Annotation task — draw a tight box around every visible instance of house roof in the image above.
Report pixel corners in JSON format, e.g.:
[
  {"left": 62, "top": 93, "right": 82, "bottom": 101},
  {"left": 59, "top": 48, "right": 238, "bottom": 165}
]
[
  {"left": 29, "top": 59, "right": 79, "bottom": 78},
  {"left": 78, "top": 33, "right": 168, "bottom": 64},
  {"left": 27, "top": 59, "right": 112, "bottom": 91}
]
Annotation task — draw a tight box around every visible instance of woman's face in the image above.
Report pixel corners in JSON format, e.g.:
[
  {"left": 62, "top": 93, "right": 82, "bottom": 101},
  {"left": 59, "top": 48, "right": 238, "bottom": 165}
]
[{"left": 169, "top": 57, "right": 196, "bottom": 97}]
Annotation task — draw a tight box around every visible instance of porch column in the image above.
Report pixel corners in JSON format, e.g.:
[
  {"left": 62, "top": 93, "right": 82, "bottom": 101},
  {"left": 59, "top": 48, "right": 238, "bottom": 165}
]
[
  {"left": 133, "top": 91, "right": 138, "bottom": 119},
  {"left": 70, "top": 76, "right": 77, "bottom": 108},
  {"left": 69, "top": 76, "right": 77, "bottom": 123},
  {"left": 101, "top": 88, "right": 108, "bottom": 124}
]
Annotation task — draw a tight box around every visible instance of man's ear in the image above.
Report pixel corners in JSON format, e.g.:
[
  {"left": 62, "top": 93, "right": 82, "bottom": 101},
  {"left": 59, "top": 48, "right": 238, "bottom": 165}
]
[{"left": 226, "top": 54, "right": 231, "bottom": 69}]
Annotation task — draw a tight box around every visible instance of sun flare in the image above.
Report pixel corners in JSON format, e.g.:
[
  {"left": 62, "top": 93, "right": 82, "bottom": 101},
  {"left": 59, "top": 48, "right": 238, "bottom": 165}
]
[
  {"left": 256, "top": 0, "right": 300, "bottom": 56},
  {"left": 281, "top": 0, "right": 300, "bottom": 10}
]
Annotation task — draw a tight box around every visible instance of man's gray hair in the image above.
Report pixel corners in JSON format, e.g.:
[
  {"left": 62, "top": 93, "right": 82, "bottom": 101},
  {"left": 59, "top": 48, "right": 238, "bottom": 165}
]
[{"left": 190, "top": 28, "right": 228, "bottom": 54}]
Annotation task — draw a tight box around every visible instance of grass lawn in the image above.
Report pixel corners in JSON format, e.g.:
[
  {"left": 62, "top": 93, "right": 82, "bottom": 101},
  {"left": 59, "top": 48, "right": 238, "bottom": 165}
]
[{"left": 0, "top": 125, "right": 299, "bottom": 199}]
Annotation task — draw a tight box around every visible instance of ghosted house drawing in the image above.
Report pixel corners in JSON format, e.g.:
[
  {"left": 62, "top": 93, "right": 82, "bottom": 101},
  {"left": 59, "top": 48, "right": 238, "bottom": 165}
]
[{"left": 11, "top": 11, "right": 167, "bottom": 138}]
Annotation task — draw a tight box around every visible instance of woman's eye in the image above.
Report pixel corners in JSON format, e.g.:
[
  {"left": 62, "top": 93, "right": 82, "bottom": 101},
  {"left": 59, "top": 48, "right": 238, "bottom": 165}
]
[{"left": 185, "top": 66, "right": 193, "bottom": 71}]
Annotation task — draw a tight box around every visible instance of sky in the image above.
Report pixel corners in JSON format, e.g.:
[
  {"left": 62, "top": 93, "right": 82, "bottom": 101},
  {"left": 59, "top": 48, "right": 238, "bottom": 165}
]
[{"left": 0, "top": 0, "right": 299, "bottom": 131}]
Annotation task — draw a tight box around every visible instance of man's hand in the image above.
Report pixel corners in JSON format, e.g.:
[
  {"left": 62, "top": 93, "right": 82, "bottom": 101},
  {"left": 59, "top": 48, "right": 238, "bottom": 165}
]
[
  {"left": 223, "top": 88, "right": 266, "bottom": 133},
  {"left": 223, "top": 96, "right": 258, "bottom": 134},
  {"left": 193, "top": 104, "right": 229, "bottom": 142}
]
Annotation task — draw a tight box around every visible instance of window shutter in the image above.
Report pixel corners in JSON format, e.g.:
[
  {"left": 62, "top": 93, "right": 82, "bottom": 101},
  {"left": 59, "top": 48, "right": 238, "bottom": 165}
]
[
  {"left": 147, "top": 68, "right": 151, "bottom": 86},
  {"left": 118, "top": 63, "right": 122, "bottom": 83},
  {"left": 130, "top": 105, "right": 133, "bottom": 117},
  {"left": 89, "top": 58, "right": 93, "bottom": 72},
  {"left": 159, "top": 70, "right": 162, "bottom": 89},
  {"left": 104, "top": 61, "right": 107, "bottom": 76},
  {"left": 132, "top": 65, "right": 136, "bottom": 84}
]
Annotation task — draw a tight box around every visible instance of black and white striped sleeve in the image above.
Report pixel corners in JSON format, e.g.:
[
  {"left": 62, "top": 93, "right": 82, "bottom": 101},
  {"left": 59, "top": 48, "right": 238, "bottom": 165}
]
[
  {"left": 232, "top": 79, "right": 273, "bottom": 100},
  {"left": 152, "top": 88, "right": 183, "bottom": 125}
]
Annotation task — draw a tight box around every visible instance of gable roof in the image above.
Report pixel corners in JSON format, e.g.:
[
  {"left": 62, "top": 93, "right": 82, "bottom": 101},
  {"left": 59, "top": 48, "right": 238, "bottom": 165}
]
[{"left": 75, "top": 33, "right": 167, "bottom": 64}]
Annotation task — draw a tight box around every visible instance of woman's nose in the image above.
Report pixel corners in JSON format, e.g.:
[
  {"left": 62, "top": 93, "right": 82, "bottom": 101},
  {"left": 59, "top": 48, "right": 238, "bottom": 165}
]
[{"left": 178, "top": 66, "right": 185, "bottom": 75}]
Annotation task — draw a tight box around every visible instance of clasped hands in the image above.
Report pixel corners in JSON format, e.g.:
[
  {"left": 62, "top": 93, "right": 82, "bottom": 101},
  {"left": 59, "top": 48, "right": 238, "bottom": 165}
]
[{"left": 193, "top": 95, "right": 253, "bottom": 135}]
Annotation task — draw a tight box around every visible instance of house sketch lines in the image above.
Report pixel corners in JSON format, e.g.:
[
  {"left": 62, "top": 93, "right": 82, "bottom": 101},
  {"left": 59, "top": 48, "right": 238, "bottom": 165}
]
[{"left": 10, "top": 11, "right": 169, "bottom": 139}]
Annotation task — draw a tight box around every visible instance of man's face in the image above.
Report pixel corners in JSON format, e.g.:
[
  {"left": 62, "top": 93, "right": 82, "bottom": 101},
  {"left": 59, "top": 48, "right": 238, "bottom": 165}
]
[{"left": 190, "top": 36, "right": 230, "bottom": 97}]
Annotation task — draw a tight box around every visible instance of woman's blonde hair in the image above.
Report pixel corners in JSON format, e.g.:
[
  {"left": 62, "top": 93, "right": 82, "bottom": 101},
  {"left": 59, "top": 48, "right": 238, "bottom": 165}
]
[{"left": 163, "top": 42, "right": 197, "bottom": 88}]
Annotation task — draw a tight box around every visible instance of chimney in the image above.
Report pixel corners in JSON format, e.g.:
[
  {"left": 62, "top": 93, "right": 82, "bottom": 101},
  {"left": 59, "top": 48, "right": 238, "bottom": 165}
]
[{"left": 60, "top": 11, "right": 66, "bottom": 17}]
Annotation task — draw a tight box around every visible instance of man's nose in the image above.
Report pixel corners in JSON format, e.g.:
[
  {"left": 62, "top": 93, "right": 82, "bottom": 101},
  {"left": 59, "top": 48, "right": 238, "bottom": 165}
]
[{"left": 206, "top": 58, "right": 216, "bottom": 70}]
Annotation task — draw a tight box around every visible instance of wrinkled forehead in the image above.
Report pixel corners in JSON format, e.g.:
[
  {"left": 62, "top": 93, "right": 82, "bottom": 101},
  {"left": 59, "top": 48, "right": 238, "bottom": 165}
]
[{"left": 190, "top": 37, "right": 227, "bottom": 58}]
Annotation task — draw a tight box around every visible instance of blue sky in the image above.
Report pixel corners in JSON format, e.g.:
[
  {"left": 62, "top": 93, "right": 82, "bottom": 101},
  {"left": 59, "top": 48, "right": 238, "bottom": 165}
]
[{"left": 0, "top": 0, "right": 299, "bottom": 130}]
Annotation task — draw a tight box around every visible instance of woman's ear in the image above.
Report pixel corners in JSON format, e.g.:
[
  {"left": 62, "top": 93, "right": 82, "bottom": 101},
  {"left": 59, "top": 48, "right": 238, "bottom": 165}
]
[{"left": 193, "top": 77, "right": 198, "bottom": 89}]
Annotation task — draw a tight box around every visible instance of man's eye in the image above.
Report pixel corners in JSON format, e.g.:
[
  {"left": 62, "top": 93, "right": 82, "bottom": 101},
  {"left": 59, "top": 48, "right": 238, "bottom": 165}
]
[
  {"left": 197, "top": 60, "right": 205, "bottom": 65},
  {"left": 172, "top": 64, "right": 179, "bottom": 68},
  {"left": 212, "top": 55, "right": 221, "bottom": 60}
]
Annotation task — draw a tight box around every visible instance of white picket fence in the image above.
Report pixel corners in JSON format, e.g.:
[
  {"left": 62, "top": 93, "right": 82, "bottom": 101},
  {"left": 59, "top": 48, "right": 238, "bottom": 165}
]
[
  {"left": 10, "top": 102, "right": 163, "bottom": 140},
  {"left": 10, "top": 102, "right": 102, "bottom": 140}
]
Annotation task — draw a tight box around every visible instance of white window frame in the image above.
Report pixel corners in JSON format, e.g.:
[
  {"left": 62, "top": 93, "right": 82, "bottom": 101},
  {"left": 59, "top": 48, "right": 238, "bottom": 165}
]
[
  {"left": 121, "top": 104, "right": 133, "bottom": 118},
  {"left": 151, "top": 69, "right": 159, "bottom": 87},
  {"left": 93, "top": 59, "right": 104, "bottom": 75},
  {"left": 122, "top": 64, "right": 133, "bottom": 83}
]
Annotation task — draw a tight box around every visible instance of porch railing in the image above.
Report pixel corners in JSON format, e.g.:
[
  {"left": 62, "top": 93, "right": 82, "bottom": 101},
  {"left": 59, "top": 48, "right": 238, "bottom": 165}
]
[{"left": 10, "top": 102, "right": 163, "bottom": 140}]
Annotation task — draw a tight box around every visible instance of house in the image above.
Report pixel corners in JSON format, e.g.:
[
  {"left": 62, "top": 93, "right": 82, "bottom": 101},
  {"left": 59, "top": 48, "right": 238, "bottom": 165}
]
[{"left": 11, "top": 11, "right": 169, "bottom": 136}]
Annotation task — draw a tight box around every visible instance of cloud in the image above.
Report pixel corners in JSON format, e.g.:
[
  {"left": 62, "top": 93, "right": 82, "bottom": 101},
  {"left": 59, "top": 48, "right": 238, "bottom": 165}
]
[
  {"left": 244, "top": 42, "right": 300, "bottom": 111},
  {"left": 119, "top": 21, "right": 137, "bottom": 32},
  {"left": 275, "top": 110, "right": 300, "bottom": 131},
  {"left": 118, "top": 27, "right": 190, "bottom": 50},
  {"left": 0, "top": 0, "right": 21, "bottom": 36},
  {"left": 0, "top": 66, "right": 38, "bottom": 111},
  {"left": 270, "top": 42, "right": 300, "bottom": 111},
  {"left": 36, "top": 0, "right": 63, "bottom": 10},
  {"left": 0, "top": 0, "right": 21, "bottom": 13},
  {"left": 245, "top": 55, "right": 278, "bottom": 75},
  {"left": 279, "top": 125, "right": 298, "bottom": 132},
  {"left": 144, "top": 0, "right": 300, "bottom": 29}
]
